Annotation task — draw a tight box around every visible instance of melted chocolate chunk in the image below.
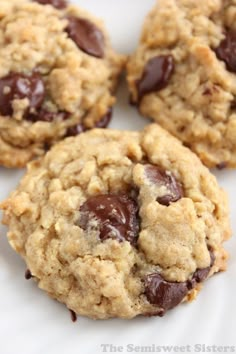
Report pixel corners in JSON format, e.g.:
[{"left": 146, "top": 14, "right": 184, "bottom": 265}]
[
  {"left": 137, "top": 55, "right": 174, "bottom": 101},
  {"left": 215, "top": 30, "right": 236, "bottom": 72},
  {"left": 95, "top": 108, "right": 112, "bottom": 128},
  {"left": 27, "top": 109, "right": 69, "bottom": 123},
  {"left": 145, "top": 250, "right": 215, "bottom": 314},
  {"left": 145, "top": 165, "right": 184, "bottom": 206},
  {"left": 0, "top": 73, "right": 45, "bottom": 116},
  {"left": 65, "top": 17, "right": 105, "bottom": 58},
  {"left": 33, "top": 0, "right": 67, "bottom": 8},
  {"left": 25, "top": 269, "right": 32, "bottom": 280},
  {"left": 79, "top": 194, "right": 139, "bottom": 244},
  {"left": 145, "top": 274, "right": 188, "bottom": 313}
]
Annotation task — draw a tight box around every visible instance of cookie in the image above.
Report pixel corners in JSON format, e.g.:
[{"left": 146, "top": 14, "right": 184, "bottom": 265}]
[
  {"left": 127, "top": 0, "right": 236, "bottom": 168},
  {"left": 0, "top": 0, "right": 125, "bottom": 168},
  {"left": 1, "top": 124, "right": 231, "bottom": 319}
]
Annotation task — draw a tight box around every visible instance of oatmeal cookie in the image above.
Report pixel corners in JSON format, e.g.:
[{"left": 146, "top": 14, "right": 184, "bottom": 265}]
[
  {"left": 0, "top": 0, "right": 125, "bottom": 167},
  {"left": 1, "top": 124, "right": 231, "bottom": 319},
  {"left": 127, "top": 0, "right": 236, "bottom": 168}
]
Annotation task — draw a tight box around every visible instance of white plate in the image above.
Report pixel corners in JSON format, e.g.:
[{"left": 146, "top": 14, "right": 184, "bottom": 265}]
[{"left": 0, "top": 1, "right": 235, "bottom": 353}]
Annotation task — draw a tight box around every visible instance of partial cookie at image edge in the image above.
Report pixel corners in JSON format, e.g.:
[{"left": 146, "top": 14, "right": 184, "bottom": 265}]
[
  {"left": 127, "top": 0, "right": 236, "bottom": 168},
  {"left": 0, "top": 0, "right": 126, "bottom": 168}
]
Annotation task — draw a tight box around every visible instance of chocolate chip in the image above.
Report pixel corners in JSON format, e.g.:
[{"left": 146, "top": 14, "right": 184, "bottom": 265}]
[
  {"left": 145, "top": 274, "right": 188, "bottom": 313},
  {"left": 65, "top": 16, "right": 105, "bottom": 58},
  {"left": 215, "top": 30, "right": 236, "bottom": 72},
  {"left": 137, "top": 55, "right": 174, "bottom": 101},
  {"left": 25, "top": 269, "right": 32, "bottom": 280},
  {"left": 191, "top": 250, "right": 215, "bottom": 284},
  {"left": 79, "top": 194, "right": 139, "bottom": 244},
  {"left": 216, "top": 161, "right": 227, "bottom": 170},
  {"left": 145, "top": 165, "right": 184, "bottom": 206},
  {"left": 66, "top": 123, "right": 86, "bottom": 137},
  {"left": 143, "top": 310, "right": 165, "bottom": 317},
  {"left": 69, "top": 309, "right": 77, "bottom": 322},
  {"left": 44, "top": 142, "right": 51, "bottom": 152},
  {"left": 95, "top": 108, "right": 112, "bottom": 128},
  {"left": 231, "top": 99, "right": 236, "bottom": 110},
  {"left": 33, "top": 0, "right": 67, "bottom": 9},
  {"left": 203, "top": 88, "right": 212, "bottom": 96},
  {"left": 65, "top": 109, "right": 112, "bottom": 136},
  {"left": 27, "top": 109, "right": 69, "bottom": 123},
  {"left": 0, "top": 73, "right": 45, "bottom": 116},
  {"left": 209, "top": 250, "right": 216, "bottom": 266},
  {"left": 129, "top": 94, "right": 137, "bottom": 106},
  {"left": 192, "top": 268, "right": 210, "bottom": 284}
]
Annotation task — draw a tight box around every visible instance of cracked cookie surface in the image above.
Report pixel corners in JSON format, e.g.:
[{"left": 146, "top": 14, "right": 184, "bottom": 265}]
[
  {"left": 0, "top": 0, "right": 125, "bottom": 167},
  {"left": 127, "top": 0, "right": 236, "bottom": 168},
  {"left": 1, "top": 124, "right": 231, "bottom": 319}
]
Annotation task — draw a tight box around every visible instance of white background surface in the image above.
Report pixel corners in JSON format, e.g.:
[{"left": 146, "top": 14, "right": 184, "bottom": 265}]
[{"left": 0, "top": 1, "right": 235, "bottom": 353}]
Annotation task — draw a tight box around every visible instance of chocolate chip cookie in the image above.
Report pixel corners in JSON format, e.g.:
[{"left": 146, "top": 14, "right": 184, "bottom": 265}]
[
  {"left": 0, "top": 0, "right": 125, "bottom": 168},
  {"left": 1, "top": 124, "right": 231, "bottom": 319},
  {"left": 127, "top": 0, "right": 236, "bottom": 168}
]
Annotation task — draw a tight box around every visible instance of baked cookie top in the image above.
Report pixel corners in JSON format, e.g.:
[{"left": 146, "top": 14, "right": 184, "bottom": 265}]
[
  {"left": 0, "top": 0, "right": 125, "bottom": 167},
  {"left": 127, "top": 0, "right": 236, "bottom": 168},
  {"left": 1, "top": 124, "right": 230, "bottom": 319}
]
